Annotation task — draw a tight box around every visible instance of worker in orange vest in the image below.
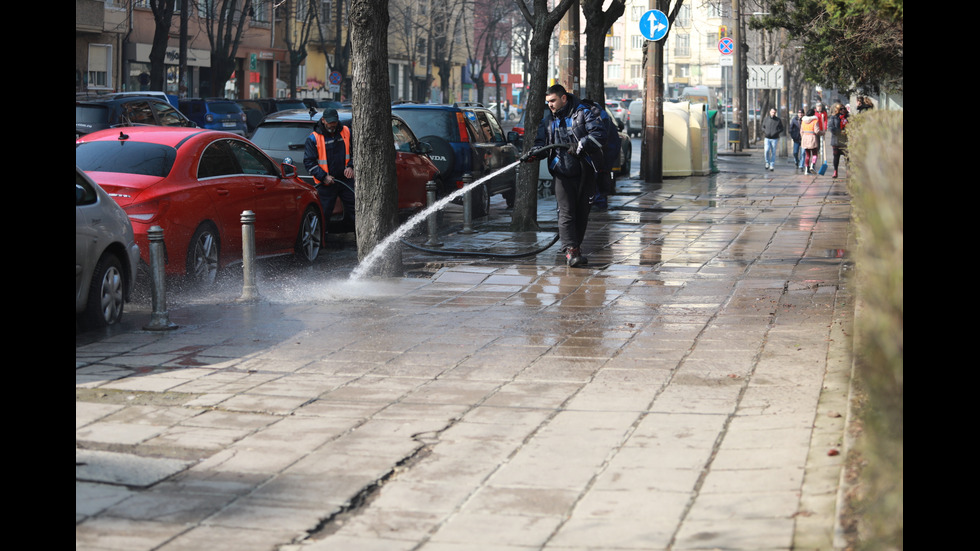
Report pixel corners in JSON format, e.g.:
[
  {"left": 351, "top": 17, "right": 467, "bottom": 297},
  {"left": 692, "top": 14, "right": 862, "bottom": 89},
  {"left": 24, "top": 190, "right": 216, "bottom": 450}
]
[{"left": 304, "top": 108, "right": 355, "bottom": 227}]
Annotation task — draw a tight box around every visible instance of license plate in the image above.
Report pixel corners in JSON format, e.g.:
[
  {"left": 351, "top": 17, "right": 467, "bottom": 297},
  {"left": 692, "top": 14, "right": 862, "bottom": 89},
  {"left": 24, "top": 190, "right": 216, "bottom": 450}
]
[{"left": 222, "top": 121, "right": 237, "bottom": 127}]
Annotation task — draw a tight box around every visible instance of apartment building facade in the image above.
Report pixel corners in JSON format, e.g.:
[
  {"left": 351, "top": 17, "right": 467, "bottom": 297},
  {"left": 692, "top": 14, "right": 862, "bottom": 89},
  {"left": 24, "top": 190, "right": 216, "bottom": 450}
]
[{"left": 76, "top": 0, "right": 284, "bottom": 99}]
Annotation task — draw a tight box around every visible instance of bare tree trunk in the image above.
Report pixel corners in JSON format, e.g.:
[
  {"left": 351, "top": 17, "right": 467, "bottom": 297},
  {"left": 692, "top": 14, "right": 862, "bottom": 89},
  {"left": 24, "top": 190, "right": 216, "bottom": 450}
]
[
  {"left": 582, "top": 0, "right": 625, "bottom": 103},
  {"left": 511, "top": 0, "right": 576, "bottom": 232},
  {"left": 642, "top": 39, "right": 664, "bottom": 183},
  {"left": 149, "top": 0, "right": 176, "bottom": 91},
  {"left": 350, "top": 0, "right": 401, "bottom": 276}
]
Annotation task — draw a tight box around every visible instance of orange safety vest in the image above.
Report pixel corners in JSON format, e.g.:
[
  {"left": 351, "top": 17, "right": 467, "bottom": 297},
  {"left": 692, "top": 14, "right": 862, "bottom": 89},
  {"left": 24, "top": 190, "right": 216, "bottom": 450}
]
[
  {"left": 801, "top": 118, "right": 818, "bottom": 135},
  {"left": 312, "top": 126, "right": 351, "bottom": 184}
]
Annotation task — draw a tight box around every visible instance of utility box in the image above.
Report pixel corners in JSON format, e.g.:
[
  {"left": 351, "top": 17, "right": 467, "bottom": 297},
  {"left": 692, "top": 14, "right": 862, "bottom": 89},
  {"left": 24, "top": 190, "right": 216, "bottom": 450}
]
[
  {"left": 688, "top": 103, "right": 711, "bottom": 175},
  {"left": 663, "top": 103, "right": 692, "bottom": 177},
  {"left": 662, "top": 101, "right": 714, "bottom": 177}
]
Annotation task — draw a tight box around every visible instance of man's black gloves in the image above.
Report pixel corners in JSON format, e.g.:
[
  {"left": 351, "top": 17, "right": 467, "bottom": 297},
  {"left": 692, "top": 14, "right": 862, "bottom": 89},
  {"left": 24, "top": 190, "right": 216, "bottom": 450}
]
[{"left": 520, "top": 148, "right": 541, "bottom": 163}]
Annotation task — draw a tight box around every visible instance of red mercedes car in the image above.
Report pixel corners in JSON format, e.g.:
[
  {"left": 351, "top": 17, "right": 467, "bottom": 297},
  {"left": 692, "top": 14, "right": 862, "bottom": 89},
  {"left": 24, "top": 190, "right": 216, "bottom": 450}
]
[{"left": 75, "top": 127, "right": 324, "bottom": 285}]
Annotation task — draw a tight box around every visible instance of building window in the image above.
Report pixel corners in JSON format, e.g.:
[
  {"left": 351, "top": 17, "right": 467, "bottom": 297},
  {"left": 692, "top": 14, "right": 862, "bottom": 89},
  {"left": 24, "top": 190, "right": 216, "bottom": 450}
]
[
  {"left": 607, "top": 64, "right": 622, "bottom": 80},
  {"left": 88, "top": 44, "right": 112, "bottom": 89},
  {"left": 675, "top": 34, "right": 690, "bottom": 57},
  {"left": 677, "top": 5, "right": 690, "bottom": 27},
  {"left": 678, "top": 64, "right": 690, "bottom": 78},
  {"left": 631, "top": 35, "right": 645, "bottom": 49},
  {"left": 630, "top": 64, "right": 642, "bottom": 79},
  {"left": 631, "top": 6, "right": 644, "bottom": 21},
  {"left": 252, "top": 0, "right": 269, "bottom": 22},
  {"left": 706, "top": 33, "right": 718, "bottom": 48}
]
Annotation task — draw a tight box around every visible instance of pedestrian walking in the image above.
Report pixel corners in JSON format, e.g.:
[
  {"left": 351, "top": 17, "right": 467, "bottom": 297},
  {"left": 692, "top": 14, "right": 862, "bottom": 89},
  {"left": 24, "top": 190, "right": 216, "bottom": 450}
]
[
  {"left": 856, "top": 96, "right": 875, "bottom": 113},
  {"left": 304, "top": 108, "right": 355, "bottom": 228},
  {"left": 828, "top": 102, "right": 849, "bottom": 178},
  {"left": 762, "top": 108, "right": 784, "bottom": 171},
  {"left": 800, "top": 108, "right": 821, "bottom": 174},
  {"left": 814, "top": 102, "right": 828, "bottom": 169},
  {"left": 790, "top": 109, "right": 805, "bottom": 171},
  {"left": 521, "top": 84, "right": 606, "bottom": 267}
]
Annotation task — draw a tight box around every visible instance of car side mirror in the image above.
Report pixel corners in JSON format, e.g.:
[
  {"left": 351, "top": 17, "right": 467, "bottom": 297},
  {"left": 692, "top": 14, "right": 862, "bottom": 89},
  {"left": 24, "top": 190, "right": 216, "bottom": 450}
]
[
  {"left": 417, "top": 141, "right": 433, "bottom": 155},
  {"left": 281, "top": 160, "right": 297, "bottom": 179},
  {"left": 507, "top": 131, "right": 522, "bottom": 148}
]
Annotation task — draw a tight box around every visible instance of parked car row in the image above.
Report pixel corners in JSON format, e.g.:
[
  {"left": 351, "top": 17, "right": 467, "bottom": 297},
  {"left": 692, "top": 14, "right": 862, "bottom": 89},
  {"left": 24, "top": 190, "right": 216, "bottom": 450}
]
[
  {"left": 391, "top": 102, "right": 517, "bottom": 217},
  {"left": 249, "top": 108, "right": 438, "bottom": 228},
  {"left": 76, "top": 96, "right": 196, "bottom": 139},
  {"left": 76, "top": 100, "right": 519, "bottom": 329},
  {"left": 76, "top": 127, "right": 324, "bottom": 290}
]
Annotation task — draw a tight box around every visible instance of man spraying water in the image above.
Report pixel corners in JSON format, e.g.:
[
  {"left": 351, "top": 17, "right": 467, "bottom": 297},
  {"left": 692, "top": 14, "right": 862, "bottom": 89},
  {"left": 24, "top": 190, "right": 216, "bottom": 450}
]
[{"left": 520, "top": 85, "right": 606, "bottom": 267}]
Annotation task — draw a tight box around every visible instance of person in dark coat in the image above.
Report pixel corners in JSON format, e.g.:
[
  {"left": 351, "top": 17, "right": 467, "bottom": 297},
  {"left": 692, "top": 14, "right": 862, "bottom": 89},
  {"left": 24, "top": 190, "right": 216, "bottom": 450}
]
[
  {"left": 522, "top": 85, "right": 606, "bottom": 267},
  {"left": 304, "top": 108, "right": 355, "bottom": 227},
  {"left": 789, "top": 109, "right": 804, "bottom": 171},
  {"left": 762, "top": 108, "right": 784, "bottom": 171},
  {"left": 828, "top": 102, "right": 849, "bottom": 178}
]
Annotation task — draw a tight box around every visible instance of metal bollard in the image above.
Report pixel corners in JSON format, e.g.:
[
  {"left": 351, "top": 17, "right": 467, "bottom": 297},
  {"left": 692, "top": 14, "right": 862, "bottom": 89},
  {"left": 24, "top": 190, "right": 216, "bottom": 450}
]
[
  {"left": 424, "top": 180, "right": 443, "bottom": 247},
  {"left": 460, "top": 172, "right": 475, "bottom": 234},
  {"left": 238, "top": 210, "right": 260, "bottom": 302},
  {"left": 143, "top": 225, "right": 178, "bottom": 331}
]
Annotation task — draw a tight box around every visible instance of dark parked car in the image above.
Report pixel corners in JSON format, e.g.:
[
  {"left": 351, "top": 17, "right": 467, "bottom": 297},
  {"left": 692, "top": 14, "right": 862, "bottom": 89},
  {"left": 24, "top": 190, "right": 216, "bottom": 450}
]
[
  {"left": 302, "top": 99, "right": 346, "bottom": 111},
  {"left": 391, "top": 102, "right": 517, "bottom": 218},
  {"left": 606, "top": 100, "right": 630, "bottom": 128},
  {"left": 179, "top": 98, "right": 248, "bottom": 136},
  {"left": 76, "top": 96, "right": 195, "bottom": 139},
  {"left": 249, "top": 108, "right": 439, "bottom": 228},
  {"left": 236, "top": 98, "right": 309, "bottom": 135}
]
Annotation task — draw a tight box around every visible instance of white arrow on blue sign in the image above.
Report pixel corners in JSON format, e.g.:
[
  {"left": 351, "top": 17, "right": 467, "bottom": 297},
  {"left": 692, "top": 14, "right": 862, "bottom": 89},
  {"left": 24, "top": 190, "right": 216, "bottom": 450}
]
[{"left": 639, "top": 9, "right": 670, "bottom": 41}]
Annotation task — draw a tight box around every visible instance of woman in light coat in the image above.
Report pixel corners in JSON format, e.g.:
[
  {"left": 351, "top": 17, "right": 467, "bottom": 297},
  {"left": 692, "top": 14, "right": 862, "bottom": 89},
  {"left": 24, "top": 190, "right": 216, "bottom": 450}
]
[{"left": 799, "top": 109, "right": 821, "bottom": 174}]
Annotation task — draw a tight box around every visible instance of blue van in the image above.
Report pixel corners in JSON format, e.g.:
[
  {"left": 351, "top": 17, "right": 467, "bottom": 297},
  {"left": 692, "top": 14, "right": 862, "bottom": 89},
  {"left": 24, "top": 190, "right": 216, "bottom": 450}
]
[{"left": 178, "top": 98, "right": 247, "bottom": 136}]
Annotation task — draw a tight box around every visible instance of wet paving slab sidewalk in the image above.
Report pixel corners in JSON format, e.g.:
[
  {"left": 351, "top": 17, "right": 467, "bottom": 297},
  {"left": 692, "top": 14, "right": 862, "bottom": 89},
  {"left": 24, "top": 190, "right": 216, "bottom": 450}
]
[{"left": 77, "top": 149, "right": 856, "bottom": 551}]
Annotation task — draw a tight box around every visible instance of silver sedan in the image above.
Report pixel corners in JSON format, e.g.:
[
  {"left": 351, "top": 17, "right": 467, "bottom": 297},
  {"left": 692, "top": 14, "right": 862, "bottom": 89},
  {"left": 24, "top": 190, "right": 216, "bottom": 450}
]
[{"left": 76, "top": 167, "right": 141, "bottom": 329}]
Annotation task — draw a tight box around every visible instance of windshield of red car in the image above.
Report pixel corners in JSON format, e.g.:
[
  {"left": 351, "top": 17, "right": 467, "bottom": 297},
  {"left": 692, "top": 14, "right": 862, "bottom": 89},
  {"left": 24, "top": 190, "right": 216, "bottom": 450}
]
[{"left": 75, "top": 141, "right": 177, "bottom": 178}]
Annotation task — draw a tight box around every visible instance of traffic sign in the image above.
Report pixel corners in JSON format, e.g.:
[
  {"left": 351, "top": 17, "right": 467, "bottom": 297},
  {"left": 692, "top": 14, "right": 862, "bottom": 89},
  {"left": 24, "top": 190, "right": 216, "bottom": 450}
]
[
  {"left": 747, "top": 65, "right": 784, "bottom": 89},
  {"left": 329, "top": 71, "right": 343, "bottom": 85},
  {"left": 639, "top": 10, "right": 669, "bottom": 42},
  {"left": 719, "top": 37, "right": 735, "bottom": 55}
]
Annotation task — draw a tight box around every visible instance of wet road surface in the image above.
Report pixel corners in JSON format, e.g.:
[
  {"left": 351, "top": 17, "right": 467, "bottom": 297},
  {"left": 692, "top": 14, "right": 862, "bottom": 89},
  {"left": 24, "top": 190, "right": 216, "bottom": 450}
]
[{"left": 77, "top": 147, "right": 855, "bottom": 551}]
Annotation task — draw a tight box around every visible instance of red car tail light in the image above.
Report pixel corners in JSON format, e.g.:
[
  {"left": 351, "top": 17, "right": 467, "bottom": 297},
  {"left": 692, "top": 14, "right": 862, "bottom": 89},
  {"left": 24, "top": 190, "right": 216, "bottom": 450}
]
[
  {"left": 455, "top": 112, "right": 470, "bottom": 143},
  {"left": 124, "top": 197, "right": 171, "bottom": 225}
]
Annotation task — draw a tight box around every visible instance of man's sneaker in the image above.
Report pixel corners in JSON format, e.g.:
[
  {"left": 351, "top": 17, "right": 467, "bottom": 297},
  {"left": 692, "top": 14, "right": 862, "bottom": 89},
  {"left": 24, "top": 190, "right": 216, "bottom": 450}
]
[{"left": 566, "top": 247, "right": 588, "bottom": 267}]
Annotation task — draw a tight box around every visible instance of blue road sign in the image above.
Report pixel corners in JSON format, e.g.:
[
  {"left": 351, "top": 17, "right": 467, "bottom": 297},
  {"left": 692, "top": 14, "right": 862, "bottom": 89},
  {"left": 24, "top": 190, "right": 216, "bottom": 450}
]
[
  {"left": 639, "top": 9, "right": 670, "bottom": 42},
  {"left": 719, "top": 37, "right": 735, "bottom": 55}
]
